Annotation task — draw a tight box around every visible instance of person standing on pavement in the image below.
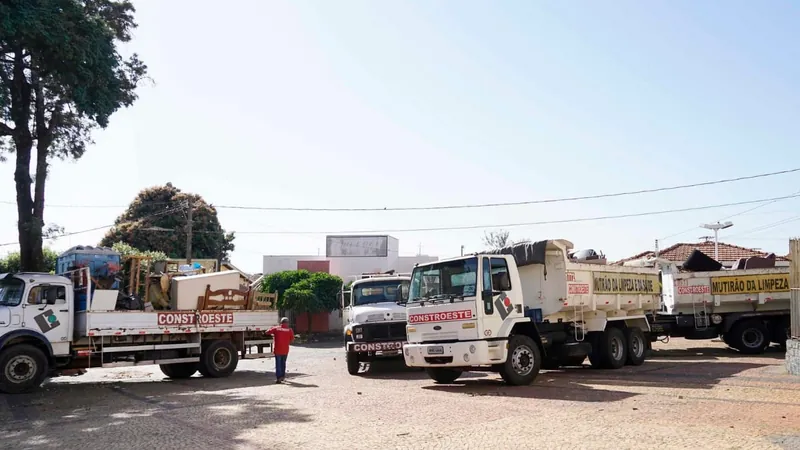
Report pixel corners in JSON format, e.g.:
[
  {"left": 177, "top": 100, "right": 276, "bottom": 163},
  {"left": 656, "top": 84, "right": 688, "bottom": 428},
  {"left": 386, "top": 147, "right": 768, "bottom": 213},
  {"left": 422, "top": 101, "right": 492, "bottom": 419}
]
[{"left": 266, "top": 317, "right": 294, "bottom": 383}]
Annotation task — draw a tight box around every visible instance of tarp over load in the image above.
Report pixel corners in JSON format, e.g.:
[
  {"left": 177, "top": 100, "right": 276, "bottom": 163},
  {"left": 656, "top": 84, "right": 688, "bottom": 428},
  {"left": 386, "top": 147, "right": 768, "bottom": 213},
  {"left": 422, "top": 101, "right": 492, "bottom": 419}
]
[{"left": 485, "top": 241, "right": 550, "bottom": 267}]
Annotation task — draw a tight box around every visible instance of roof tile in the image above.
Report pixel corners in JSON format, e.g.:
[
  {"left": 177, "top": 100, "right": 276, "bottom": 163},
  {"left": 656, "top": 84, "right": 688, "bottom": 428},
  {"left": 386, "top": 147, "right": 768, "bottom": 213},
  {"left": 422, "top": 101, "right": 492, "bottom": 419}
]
[{"left": 616, "top": 241, "right": 790, "bottom": 264}]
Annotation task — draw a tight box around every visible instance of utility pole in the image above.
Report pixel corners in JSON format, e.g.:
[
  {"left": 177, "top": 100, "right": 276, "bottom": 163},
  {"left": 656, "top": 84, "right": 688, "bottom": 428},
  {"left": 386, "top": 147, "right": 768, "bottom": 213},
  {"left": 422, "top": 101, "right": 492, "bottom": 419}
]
[
  {"left": 460, "top": 245, "right": 465, "bottom": 256},
  {"left": 185, "top": 200, "right": 193, "bottom": 263},
  {"left": 700, "top": 221, "right": 733, "bottom": 261},
  {"left": 654, "top": 239, "right": 659, "bottom": 258}
]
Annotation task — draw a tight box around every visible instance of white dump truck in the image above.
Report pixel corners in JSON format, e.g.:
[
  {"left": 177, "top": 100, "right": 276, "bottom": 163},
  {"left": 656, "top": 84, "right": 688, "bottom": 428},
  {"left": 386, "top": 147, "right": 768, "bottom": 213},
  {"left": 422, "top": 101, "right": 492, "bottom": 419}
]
[
  {"left": 402, "top": 240, "right": 659, "bottom": 385},
  {"left": 342, "top": 273, "right": 411, "bottom": 375},
  {"left": 0, "top": 269, "right": 278, "bottom": 393},
  {"left": 648, "top": 265, "right": 790, "bottom": 354}
]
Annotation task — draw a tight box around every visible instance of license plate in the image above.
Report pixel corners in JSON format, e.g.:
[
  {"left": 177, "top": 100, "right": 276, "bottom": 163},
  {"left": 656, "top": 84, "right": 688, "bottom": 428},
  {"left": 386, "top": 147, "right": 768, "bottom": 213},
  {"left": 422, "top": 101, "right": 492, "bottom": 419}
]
[{"left": 427, "top": 346, "right": 444, "bottom": 355}]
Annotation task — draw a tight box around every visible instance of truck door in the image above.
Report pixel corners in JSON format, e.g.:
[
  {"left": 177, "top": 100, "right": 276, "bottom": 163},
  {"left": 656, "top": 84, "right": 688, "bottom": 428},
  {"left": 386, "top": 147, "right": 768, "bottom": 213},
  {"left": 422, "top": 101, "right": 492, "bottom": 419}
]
[
  {"left": 480, "top": 256, "right": 521, "bottom": 338},
  {"left": 23, "top": 283, "right": 71, "bottom": 355},
  {"left": 341, "top": 286, "right": 352, "bottom": 325}
]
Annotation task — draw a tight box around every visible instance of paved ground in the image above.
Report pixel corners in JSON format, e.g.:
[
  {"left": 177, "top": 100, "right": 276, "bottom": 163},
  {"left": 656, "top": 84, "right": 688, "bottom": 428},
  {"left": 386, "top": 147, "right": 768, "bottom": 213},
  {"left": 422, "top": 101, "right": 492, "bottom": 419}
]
[{"left": 1, "top": 338, "right": 799, "bottom": 450}]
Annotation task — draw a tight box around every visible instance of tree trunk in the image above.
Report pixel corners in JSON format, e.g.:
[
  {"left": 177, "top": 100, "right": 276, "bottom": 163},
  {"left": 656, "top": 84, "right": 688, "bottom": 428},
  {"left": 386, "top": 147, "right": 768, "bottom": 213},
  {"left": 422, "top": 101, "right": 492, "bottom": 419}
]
[
  {"left": 9, "top": 49, "right": 44, "bottom": 272},
  {"left": 14, "top": 141, "right": 41, "bottom": 271}
]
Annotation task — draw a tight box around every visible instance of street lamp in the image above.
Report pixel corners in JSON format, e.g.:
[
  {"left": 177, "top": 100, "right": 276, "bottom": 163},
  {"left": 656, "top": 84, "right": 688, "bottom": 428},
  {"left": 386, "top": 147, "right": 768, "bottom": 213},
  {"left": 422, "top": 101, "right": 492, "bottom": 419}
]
[{"left": 700, "top": 221, "right": 733, "bottom": 260}]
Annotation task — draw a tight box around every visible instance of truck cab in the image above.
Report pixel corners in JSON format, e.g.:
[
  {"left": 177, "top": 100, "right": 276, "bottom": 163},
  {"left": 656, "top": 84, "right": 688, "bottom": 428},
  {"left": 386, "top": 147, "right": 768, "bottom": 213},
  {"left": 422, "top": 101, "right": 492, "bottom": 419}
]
[
  {"left": 342, "top": 273, "right": 410, "bottom": 375},
  {"left": 0, "top": 273, "right": 75, "bottom": 392}
]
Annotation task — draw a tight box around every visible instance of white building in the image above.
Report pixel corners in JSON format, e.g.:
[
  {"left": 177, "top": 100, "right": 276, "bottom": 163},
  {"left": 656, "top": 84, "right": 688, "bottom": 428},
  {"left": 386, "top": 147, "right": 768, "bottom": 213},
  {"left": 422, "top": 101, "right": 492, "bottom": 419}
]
[{"left": 263, "top": 235, "right": 438, "bottom": 331}]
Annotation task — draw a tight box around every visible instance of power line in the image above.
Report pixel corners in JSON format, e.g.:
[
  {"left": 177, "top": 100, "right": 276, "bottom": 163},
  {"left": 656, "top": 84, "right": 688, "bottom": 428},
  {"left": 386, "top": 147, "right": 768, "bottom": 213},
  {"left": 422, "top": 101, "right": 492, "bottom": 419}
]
[
  {"left": 100, "top": 193, "right": 800, "bottom": 236},
  {"left": 659, "top": 188, "right": 800, "bottom": 241},
  {"left": 0, "top": 167, "right": 798, "bottom": 212},
  {"left": 0, "top": 204, "right": 188, "bottom": 248},
  {"left": 4, "top": 194, "right": 799, "bottom": 246},
  {"left": 726, "top": 215, "right": 800, "bottom": 239}
]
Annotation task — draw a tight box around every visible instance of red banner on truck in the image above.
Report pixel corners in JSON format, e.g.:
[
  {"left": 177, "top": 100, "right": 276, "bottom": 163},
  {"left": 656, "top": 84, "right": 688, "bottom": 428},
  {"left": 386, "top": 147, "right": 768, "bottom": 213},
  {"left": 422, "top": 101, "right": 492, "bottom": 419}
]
[
  {"left": 157, "top": 312, "right": 235, "bottom": 326},
  {"left": 408, "top": 310, "right": 473, "bottom": 324}
]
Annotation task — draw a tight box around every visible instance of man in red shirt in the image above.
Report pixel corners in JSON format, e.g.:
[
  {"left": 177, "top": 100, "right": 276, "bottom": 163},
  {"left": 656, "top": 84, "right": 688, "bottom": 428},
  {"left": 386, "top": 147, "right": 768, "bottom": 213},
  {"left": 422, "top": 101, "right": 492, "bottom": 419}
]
[{"left": 266, "top": 317, "right": 294, "bottom": 383}]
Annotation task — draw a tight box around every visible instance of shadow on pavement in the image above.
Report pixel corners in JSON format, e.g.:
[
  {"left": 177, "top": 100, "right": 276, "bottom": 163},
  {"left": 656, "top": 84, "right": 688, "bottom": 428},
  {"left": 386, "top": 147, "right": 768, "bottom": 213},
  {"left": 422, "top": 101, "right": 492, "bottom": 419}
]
[
  {"left": 650, "top": 344, "right": 785, "bottom": 361},
  {"left": 421, "top": 359, "right": 775, "bottom": 403},
  {"left": 0, "top": 370, "right": 311, "bottom": 449},
  {"left": 358, "top": 358, "right": 488, "bottom": 381}
]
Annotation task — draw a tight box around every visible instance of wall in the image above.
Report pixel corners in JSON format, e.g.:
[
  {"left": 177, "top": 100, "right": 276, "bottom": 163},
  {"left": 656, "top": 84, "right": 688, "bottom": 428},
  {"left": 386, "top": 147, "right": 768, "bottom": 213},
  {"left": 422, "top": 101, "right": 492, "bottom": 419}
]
[
  {"left": 261, "top": 236, "right": 440, "bottom": 334},
  {"left": 263, "top": 255, "right": 325, "bottom": 274},
  {"left": 787, "top": 239, "right": 800, "bottom": 376}
]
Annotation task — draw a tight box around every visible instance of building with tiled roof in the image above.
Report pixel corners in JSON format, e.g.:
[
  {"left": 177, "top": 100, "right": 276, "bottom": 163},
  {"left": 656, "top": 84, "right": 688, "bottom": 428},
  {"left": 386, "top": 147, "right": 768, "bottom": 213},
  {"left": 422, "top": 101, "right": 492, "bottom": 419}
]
[{"left": 615, "top": 241, "right": 790, "bottom": 268}]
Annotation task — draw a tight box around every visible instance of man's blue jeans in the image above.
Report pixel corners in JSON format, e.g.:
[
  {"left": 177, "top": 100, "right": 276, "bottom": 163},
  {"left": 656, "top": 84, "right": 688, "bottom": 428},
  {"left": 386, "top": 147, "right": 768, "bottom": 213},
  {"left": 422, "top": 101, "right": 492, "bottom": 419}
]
[{"left": 275, "top": 354, "right": 287, "bottom": 379}]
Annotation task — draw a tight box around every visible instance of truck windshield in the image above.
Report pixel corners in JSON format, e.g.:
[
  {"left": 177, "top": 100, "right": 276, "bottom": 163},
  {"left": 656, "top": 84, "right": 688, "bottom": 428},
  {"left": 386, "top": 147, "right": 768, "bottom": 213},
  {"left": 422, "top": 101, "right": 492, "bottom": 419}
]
[
  {"left": 409, "top": 257, "right": 478, "bottom": 302},
  {"left": 353, "top": 280, "right": 403, "bottom": 306},
  {"left": 0, "top": 277, "right": 24, "bottom": 307}
]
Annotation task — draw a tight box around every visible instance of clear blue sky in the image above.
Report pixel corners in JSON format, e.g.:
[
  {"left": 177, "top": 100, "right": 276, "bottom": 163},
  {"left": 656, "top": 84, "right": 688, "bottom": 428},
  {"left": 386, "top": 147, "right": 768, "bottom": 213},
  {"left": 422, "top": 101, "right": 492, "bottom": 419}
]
[{"left": 2, "top": 1, "right": 799, "bottom": 273}]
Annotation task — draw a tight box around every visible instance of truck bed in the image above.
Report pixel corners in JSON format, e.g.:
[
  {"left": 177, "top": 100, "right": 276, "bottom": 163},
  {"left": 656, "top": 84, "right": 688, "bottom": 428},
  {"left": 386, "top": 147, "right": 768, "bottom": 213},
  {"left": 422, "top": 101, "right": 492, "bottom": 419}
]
[
  {"left": 75, "top": 309, "right": 280, "bottom": 337},
  {"left": 662, "top": 267, "right": 790, "bottom": 314}
]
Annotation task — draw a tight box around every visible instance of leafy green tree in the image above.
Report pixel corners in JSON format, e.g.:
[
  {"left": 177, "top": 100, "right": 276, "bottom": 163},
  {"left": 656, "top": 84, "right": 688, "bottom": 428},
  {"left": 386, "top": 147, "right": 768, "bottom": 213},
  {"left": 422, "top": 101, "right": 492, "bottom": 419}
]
[
  {"left": 261, "top": 269, "right": 312, "bottom": 308},
  {"left": 99, "top": 183, "right": 235, "bottom": 260},
  {"left": 262, "top": 270, "right": 343, "bottom": 333},
  {"left": 0, "top": 248, "right": 58, "bottom": 273},
  {"left": 0, "top": 0, "right": 148, "bottom": 271}
]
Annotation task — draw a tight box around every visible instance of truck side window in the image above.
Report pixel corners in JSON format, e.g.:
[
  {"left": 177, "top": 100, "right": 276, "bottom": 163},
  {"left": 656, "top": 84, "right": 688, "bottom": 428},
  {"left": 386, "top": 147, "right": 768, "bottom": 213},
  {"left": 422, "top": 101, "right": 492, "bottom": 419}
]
[
  {"left": 27, "top": 286, "right": 67, "bottom": 305},
  {"left": 490, "top": 258, "right": 512, "bottom": 291},
  {"left": 482, "top": 257, "right": 493, "bottom": 314}
]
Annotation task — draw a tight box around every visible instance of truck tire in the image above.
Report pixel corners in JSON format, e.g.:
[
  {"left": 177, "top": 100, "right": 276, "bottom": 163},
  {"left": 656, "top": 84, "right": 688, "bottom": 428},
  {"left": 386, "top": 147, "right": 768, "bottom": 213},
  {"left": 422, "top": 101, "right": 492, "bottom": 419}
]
[
  {"left": 598, "top": 327, "right": 627, "bottom": 369},
  {"left": 729, "top": 319, "right": 770, "bottom": 355},
  {"left": 425, "top": 367, "right": 462, "bottom": 384},
  {"left": 625, "top": 328, "right": 647, "bottom": 366},
  {"left": 159, "top": 362, "right": 198, "bottom": 379},
  {"left": 499, "top": 335, "right": 542, "bottom": 385},
  {"left": 346, "top": 352, "right": 361, "bottom": 375},
  {"left": 200, "top": 340, "right": 239, "bottom": 378},
  {"left": 721, "top": 333, "right": 734, "bottom": 348},
  {"left": 0, "top": 344, "right": 49, "bottom": 394}
]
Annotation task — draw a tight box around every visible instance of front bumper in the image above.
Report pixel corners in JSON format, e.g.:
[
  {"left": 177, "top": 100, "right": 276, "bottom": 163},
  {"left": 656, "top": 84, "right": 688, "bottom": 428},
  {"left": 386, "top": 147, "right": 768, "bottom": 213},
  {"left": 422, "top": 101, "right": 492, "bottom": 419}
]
[
  {"left": 346, "top": 340, "right": 405, "bottom": 356},
  {"left": 403, "top": 340, "right": 507, "bottom": 368}
]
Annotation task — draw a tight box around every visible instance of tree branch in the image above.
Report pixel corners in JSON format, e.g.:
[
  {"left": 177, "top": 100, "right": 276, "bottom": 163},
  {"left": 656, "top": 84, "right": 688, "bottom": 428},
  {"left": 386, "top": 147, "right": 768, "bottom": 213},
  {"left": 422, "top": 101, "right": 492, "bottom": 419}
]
[{"left": 0, "top": 122, "right": 13, "bottom": 136}]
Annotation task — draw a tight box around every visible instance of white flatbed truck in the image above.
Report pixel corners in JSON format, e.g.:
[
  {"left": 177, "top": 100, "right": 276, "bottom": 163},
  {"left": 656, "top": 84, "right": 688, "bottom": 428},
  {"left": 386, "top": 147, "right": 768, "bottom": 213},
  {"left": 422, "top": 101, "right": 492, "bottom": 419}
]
[
  {"left": 402, "top": 240, "right": 660, "bottom": 385},
  {"left": 0, "top": 269, "right": 278, "bottom": 393}
]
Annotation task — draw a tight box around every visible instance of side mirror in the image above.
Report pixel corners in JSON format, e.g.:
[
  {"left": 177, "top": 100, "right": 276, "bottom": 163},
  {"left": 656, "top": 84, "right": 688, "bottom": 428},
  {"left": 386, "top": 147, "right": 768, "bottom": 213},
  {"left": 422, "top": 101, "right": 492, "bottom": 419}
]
[
  {"left": 397, "top": 282, "right": 409, "bottom": 304},
  {"left": 45, "top": 287, "right": 58, "bottom": 305}
]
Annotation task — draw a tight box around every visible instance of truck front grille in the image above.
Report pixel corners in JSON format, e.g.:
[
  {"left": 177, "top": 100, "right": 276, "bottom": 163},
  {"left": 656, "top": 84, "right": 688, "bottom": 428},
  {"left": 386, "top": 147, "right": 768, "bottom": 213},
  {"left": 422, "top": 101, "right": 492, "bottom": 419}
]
[{"left": 355, "top": 322, "right": 407, "bottom": 341}]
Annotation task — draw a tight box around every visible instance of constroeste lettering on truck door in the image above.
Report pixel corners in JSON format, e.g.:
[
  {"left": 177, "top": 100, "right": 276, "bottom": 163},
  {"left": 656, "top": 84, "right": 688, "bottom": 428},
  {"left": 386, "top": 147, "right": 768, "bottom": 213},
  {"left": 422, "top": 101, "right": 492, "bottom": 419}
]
[{"left": 408, "top": 310, "right": 473, "bottom": 324}]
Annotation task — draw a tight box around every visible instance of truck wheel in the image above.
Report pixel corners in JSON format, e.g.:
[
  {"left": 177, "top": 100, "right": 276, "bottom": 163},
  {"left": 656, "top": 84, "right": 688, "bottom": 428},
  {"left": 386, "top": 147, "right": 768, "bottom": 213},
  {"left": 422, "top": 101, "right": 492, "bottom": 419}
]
[
  {"left": 200, "top": 340, "right": 239, "bottom": 378},
  {"left": 721, "top": 333, "right": 735, "bottom": 348},
  {"left": 588, "top": 332, "right": 604, "bottom": 369},
  {"left": 729, "top": 319, "right": 769, "bottom": 355},
  {"left": 499, "top": 335, "right": 542, "bottom": 385},
  {"left": 599, "top": 328, "right": 627, "bottom": 369},
  {"left": 625, "top": 328, "right": 647, "bottom": 366},
  {"left": 346, "top": 352, "right": 361, "bottom": 375},
  {"left": 159, "top": 362, "right": 198, "bottom": 379},
  {"left": 425, "top": 367, "right": 462, "bottom": 384},
  {"left": 0, "top": 344, "right": 49, "bottom": 394}
]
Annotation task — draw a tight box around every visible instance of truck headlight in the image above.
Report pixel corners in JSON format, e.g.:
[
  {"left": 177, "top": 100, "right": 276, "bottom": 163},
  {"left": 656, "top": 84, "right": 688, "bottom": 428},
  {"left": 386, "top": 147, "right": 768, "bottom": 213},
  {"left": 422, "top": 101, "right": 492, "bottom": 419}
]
[{"left": 354, "top": 327, "right": 363, "bottom": 334}]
